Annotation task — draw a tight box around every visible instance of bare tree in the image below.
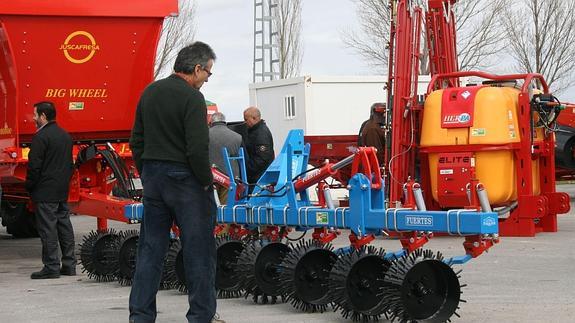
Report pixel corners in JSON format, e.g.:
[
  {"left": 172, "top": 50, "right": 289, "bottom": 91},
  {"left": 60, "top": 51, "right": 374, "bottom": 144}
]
[
  {"left": 341, "top": 0, "right": 390, "bottom": 73},
  {"left": 500, "top": 0, "right": 575, "bottom": 93},
  {"left": 454, "top": 0, "right": 506, "bottom": 71},
  {"left": 273, "top": 0, "right": 303, "bottom": 78},
  {"left": 154, "top": 0, "right": 197, "bottom": 79},
  {"left": 342, "top": 0, "right": 506, "bottom": 74}
]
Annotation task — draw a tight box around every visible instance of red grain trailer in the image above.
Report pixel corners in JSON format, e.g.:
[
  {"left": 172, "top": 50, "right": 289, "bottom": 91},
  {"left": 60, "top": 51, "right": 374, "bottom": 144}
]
[{"left": 0, "top": 0, "right": 178, "bottom": 237}]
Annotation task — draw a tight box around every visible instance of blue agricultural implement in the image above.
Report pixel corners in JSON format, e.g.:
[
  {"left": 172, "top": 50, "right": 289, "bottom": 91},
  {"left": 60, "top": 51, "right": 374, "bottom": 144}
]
[{"left": 83, "top": 1, "right": 571, "bottom": 321}]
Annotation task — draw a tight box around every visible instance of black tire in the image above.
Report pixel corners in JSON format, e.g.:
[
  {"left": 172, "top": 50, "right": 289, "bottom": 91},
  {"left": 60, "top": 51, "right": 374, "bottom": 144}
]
[
  {"left": 1, "top": 202, "right": 39, "bottom": 238},
  {"left": 555, "top": 127, "right": 575, "bottom": 169}
]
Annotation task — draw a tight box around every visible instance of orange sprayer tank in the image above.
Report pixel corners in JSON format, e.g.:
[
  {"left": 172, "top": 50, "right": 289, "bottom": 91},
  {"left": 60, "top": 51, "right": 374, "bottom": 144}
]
[{"left": 420, "top": 86, "right": 541, "bottom": 207}]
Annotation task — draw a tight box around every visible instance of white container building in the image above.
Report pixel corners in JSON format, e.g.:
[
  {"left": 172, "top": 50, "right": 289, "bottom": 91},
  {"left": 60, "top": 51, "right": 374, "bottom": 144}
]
[{"left": 248, "top": 75, "right": 431, "bottom": 153}]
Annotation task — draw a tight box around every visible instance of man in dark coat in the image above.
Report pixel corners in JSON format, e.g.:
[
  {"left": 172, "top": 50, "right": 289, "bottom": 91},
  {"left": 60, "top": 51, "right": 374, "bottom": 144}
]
[
  {"left": 129, "top": 41, "right": 223, "bottom": 323},
  {"left": 26, "top": 101, "right": 75, "bottom": 279},
  {"left": 359, "top": 102, "right": 387, "bottom": 165},
  {"left": 243, "top": 106, "right": 274, "bottom": 184}
]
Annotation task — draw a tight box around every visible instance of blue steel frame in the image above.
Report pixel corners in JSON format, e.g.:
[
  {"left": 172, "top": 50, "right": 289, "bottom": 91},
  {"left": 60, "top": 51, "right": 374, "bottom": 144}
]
[{"left": 125, "top": 129, "right": 499, "bottom": 264}]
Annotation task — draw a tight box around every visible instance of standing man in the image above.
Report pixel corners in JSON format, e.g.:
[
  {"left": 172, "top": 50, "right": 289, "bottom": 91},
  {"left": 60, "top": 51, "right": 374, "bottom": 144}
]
[
  {"left": 209, "top": 112, "right": 243, "bottom": 204},
  {"left": 243, "top": 106, "right": 274, "bottom": 185},
  {"left": 359, "top": 102, "right": 387, "bottom": 165},
  {"left": 129, "top": 42, "right": 222, "bottom": 323},
  {"left": 26, "top": 101, "right": 76, "bottom": 279}
]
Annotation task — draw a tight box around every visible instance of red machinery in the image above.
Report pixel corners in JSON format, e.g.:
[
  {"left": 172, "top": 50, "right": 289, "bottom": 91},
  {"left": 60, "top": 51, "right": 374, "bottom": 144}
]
[
  {"left": 0, "top": 0, "right": 178, "bottom": 236},
  {"left": 305, "top": 0, "right": 570, "bottom": 237},
  {"left": 388, "top": 0, "right": 570, "bottom": 237}
]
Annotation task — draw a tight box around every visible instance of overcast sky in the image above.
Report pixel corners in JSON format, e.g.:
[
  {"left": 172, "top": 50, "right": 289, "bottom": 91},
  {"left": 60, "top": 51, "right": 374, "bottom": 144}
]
[
  {"left": 193, "top": 0, "right": 575, "bottom": 121},
  {"left": 194, "top": 0, "right": 370, "bottom": 120}
]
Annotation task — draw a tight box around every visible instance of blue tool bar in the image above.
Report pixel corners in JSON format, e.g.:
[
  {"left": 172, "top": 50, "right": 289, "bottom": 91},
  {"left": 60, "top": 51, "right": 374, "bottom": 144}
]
[
  {"left": 211, "top": 204, "right": 498, "bottom": 235},
  {"left": 125, "top": 198, "right": 497, "bottom": 236}
]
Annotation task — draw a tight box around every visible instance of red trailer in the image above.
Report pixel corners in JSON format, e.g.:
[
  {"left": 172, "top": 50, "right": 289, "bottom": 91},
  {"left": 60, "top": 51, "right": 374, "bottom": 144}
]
[{"left": 0, "top": 0, "right": 178, "bottom": 237}]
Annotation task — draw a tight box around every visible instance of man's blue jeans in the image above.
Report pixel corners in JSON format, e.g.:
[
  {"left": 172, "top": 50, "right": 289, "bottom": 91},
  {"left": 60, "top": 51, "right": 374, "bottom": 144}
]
[{"left": 129, "top": 161, "right": 217, "bottom": 323}]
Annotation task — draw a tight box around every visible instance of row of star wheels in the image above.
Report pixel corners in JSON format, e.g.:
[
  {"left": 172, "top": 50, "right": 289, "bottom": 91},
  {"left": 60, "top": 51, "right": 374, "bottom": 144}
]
[{"left": 79, "top": 230, "right": 463, "bottom": 322}]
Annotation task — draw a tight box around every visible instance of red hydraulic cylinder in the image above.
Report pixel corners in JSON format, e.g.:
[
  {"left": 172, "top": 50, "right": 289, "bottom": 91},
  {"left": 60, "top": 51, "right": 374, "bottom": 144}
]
[
  {"left": 212, "top": 167, "right": 231, "bottom": 188},
  {"left": 293, "top": 164, "right": 338, "bottom": 192},
  {"left": 293, "top": 154, "right": 355, "bottom": 192}
]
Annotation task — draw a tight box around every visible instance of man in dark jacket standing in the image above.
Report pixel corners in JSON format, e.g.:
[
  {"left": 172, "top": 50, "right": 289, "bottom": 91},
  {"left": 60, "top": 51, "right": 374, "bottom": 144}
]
[
  {"left": 26, "top": 101, "right": 75, "bottom": 279},
  {"left": 243, "top": 106, "right": 274, "bottom": 184},
  {"left": 129, "top": 42, "right": 223, "bottom": 323}
]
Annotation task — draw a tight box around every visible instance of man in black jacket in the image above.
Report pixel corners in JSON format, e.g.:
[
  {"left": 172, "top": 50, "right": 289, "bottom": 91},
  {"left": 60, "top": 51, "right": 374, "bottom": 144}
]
[
  {"left": 129, "top": 42, "right": 223, "bottom": 323},
  {"left": 26, "top": 101, "right": 75, "bottom": 279},
  {"left": 243, "top": 106, "right": 274, "bottom": 184}
]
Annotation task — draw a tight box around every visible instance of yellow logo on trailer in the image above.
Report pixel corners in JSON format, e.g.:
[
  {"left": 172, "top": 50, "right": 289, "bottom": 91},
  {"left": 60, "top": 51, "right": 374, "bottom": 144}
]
[{"left": 60, "top": 31, "right": 100, "bottom": 64}]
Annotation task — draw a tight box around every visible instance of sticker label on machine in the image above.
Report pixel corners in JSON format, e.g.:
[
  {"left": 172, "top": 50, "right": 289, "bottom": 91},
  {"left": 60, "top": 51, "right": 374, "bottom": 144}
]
[
  {"left": 406, "top": 215, "right": 433, "bottom": 227},
  {"left": 316, "top": 212, "right": 329, "bottom": 225},
  {"left": 437, "top": 152, "right": 474, "bottom": 208},
  {"left": 441, "top": 86, "right": 482, "bottom": 128}
]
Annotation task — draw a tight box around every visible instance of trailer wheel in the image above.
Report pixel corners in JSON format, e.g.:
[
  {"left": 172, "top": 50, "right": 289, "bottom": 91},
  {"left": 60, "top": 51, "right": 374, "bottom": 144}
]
[{"left": 1, "top": 202, "right": 39, "bottom": 238}]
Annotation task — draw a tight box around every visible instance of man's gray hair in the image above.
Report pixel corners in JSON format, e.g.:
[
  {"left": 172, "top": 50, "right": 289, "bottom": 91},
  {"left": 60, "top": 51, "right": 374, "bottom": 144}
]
[
  {"left": 211, "top": 112, "right": 226, "bottom": 123},
  {"left": 244, "top": 106, "right": 261, "bottom": 119},
  {"left": 173, "top": 41, "right": 216, "bottom": 74}
]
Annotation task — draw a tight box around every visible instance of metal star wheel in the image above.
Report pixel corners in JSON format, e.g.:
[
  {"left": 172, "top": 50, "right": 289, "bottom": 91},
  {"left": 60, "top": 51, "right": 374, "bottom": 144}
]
[
  {"left": 382, "top": 249, "right": 464, "bottom": 323},
  {"left": 114, "top": 230, "right": 139, "bottom": 286},
  {"left": 278, "top": 239, "right": 337, "bottom": 313},
  {"left": 216, "top": 235, "right": 246, "bottom": 298},
  {"left": 329, "top": 245, "right": 391, "bottom": 321},
  {"left": 234, "top": 239, "right": 290, "bottom": 304},
  {"left": 79, "top": 229, "right": 120, "bottom": 282}
]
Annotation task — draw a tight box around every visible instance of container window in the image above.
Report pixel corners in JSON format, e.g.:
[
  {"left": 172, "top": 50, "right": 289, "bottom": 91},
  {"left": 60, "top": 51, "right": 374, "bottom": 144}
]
[{"left": 284, "top": 95, "right": 296, "bottom": 120}]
